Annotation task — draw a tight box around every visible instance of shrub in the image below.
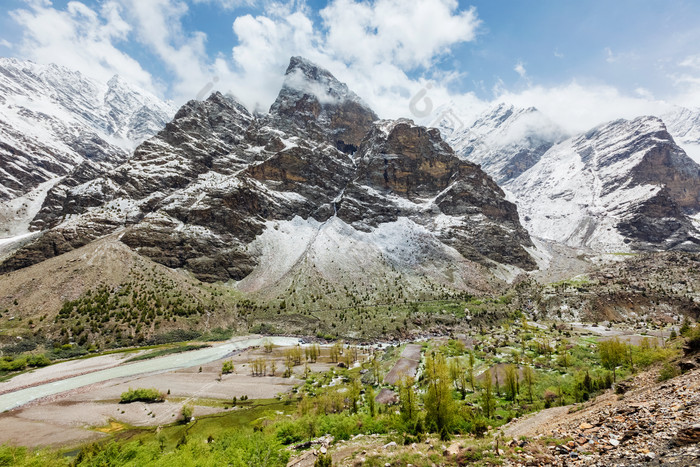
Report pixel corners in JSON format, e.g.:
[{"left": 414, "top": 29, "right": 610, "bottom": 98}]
[
  {"left": 222, "top": 360, "right": 234, "bottom": 374},
  {"left": 314, "top": 453, "right": 332, "bottom": 467},
  {"left": 180, "top": 403, "right": 194, "bottom": 423},
  {"left": 686, "top": 325, "right": 700, "bottom": 352},
  {"left": 120, "top": 388, "right": 165, "bottom": 403},
  {"left": 657, "top": 363, "right": 681, "bottom": 382}
]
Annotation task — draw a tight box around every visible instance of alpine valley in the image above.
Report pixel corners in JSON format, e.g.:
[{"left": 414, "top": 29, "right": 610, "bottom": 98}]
[{"left": 1, "top": 56, "right": 700, "bottom": 467}]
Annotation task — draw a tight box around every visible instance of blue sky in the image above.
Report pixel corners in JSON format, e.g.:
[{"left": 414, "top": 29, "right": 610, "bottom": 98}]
[{"left": 1, "top": 0, "right": 700, "bottom": 131}]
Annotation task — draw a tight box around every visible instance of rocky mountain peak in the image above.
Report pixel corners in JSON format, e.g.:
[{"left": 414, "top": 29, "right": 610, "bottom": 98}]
[{"left": 269, "top": 56, "right": 378, "bottom": 151}]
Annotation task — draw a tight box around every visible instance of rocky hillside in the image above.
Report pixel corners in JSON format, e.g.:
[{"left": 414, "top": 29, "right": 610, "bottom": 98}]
[
  {"left": 505, "top": 116, "right": 700, "bottom": 252},
  {"left": 505, "top": 360, "right": 700, "bottom": 466},
  {"left": 0, "top": 57, "right": 535, "bottom": 299},
  {"left": 0, "top": 58, "right": 175, "bottom": 237}
]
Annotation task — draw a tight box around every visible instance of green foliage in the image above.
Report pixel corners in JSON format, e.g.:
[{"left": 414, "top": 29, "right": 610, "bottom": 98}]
[
  {"left": 365, "top": 385, "right": 376, "bottom": 417},
  {"left": 180, "top": 404, "right": 194, "bottom": 423},
  {"left": 398, "top": 376, "right": 418, "bottom": 426},
  {"left": 686, "top": 324, "right": 700, "bottom": 352},
  {"left": 72, "top": 430, "right": 289, "bottom": 467},
  {"left": 222, "top": 360, "right": 234, "bottom": 374},
  {"left": 126, "top": 345, "right": 209, "bottom": 363},
  {"left": 480, "top": 368, "right": 496, "bottom": 419},
  {"left": 598, "top": 338, "right": 626, "bottom": 382},
  {"left": 314, "top": 453, "right": 332, "bottom": 467},
  {"left": 120, "top": 387, "right": 165, "bottom": 403},
  {"left": 149, "top": 330, "right": 202, "bottom": 345},
  {"left": 423, "top": 352, "right": 455, "bottom": 440},
  {"left": 0, "top": 445, "right": 66, "bottom": 466},
  {"left": 658, "top": 363, "right": 681, "bottom": 382},
  {"left": 504, "top": 364, "right": 519, "bottom": 402}
]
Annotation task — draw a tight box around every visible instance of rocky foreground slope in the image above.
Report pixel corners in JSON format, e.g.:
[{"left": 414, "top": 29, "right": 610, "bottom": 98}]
[
  {"left": 0, "top": 57, "right": 535, "bottom": 296},
  {"left": 504, "top": 359, "right": 700, "bottom": 466}
]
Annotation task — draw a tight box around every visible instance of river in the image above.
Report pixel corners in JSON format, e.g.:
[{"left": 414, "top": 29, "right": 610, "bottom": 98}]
[{"left": 0, "top": 335, "right": 301, "bottom": 412}]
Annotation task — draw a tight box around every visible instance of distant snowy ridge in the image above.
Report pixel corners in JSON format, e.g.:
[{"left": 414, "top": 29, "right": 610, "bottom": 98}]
[
  {"left": 0, "top": 58, "right": 175, "bottom": 241},
  {"left": 436, "top": 103, "right": 567, "bottom": 184},
  {"left": 505, "top": 116, "right": 700, "bottom": 252},
  {"left": 0, "top": 57, "right": 175, "bottom": 202},
  {"left": 663, "top": 106, "right": 700, "bottom": 164}
]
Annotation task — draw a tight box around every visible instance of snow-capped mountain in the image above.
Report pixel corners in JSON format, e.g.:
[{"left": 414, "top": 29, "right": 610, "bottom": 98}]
[
  {"left": 0, "top": 57, "right": 536, "bottom": 293},
  {"left": 663, "top": 106, "right": 700, "bottom": 164},
  {"left": 437, "top": 103, "right": 567, "bottom": 184},
  {"left": 505, "top": 116, "right": 700, "bottom": 252},
  {"left": 0, "top": 58, "right": 175, "bottom": 236}
]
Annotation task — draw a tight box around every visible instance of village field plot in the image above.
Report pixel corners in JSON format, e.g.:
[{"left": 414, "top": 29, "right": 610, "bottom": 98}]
[{"left": 384, "top": 344, "right": 422, "bottom": 385}]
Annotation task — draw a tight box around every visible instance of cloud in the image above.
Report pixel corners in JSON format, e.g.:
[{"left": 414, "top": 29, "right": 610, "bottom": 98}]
[
  {"left": 634, "top": 87, "right": 654, "bottom": 99},
  {"left": 6, "top": 0, "right": 691, "bottom": 135},
  {"left": 496, "top": 81, "right": 672, "bottom": 134},
  {"left": 9, "top": 0, "right": 157, "bottom": 93},
  {"left": 605, "top": 47, "right": 616, "bottom": 63},
  {"left": 192, "top": 0, "right": 258, "bottom": 9},
  {"left": 320, "top": 0, "right": 480, "bottom": 69},
  {"left": 679, "top": 54, "right": 700, "bottom": 70},
  {"left": 223, "top": 0, "right": 483, "bottom": 116},
  {"left": 0, "top": 39, "right": 11, "bottom": 49}
]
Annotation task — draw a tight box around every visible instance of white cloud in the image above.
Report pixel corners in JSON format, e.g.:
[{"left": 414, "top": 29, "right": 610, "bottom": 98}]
[
  {"left": 635, "top": 87, "right": 654, "bottom": 99},
  {"left": 223, "top": 0, "right": 482, "bottom": 117},
  {"left": 679, "top": 54, "right": 700, "bottom": 70},
  {"left": 605, "top": 47, "right": 617, "bottom": 63},
  {"left": 7, "top": 0, "right": 694, "bottom": 137},
  {"left": 117, "top": 0, "right": 216, "bottom": 101},
  {"left": 496, "top": 81, "right": 672, "bottom": 134},
  {"left": 553, "top": 48, "right": 563, "bottom": 59},
  {"left": 9, "top": 0, "right": 158, "bottom": 93},
  {"left": 320, "top": 0, "right": 480, "bottom": 69},
  {"left": 0, "top": 39, "right": 11, "bottom": 49}
]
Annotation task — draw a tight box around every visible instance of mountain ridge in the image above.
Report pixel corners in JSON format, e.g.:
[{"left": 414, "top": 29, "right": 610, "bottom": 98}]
[{"left": 0, "top": 57, "right": 536, "bottom": 297}]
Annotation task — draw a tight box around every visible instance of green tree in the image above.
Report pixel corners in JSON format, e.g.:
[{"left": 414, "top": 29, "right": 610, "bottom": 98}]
[
  {"left": 180, "top": 403, "right": 194, "bottom": 423},
  {"left": 598, "top": 338, "right": 626, "bottom": 382},
  {"left": 467, "top": 351, "right": 476, "bottom": 391},
  {"left": 424, "top": 352, "right": 455, "bottom": 440},
  {"left": 398, "top": 375, "right": 419, "bottom": 427},
  {"left": 348, "top": 378, "right": 361, "bottom": 414},
  {"left": 522, "top": 364, "right": 535, "bottom": 403},
  {"left": 504, "top": 364, "right": 519, "bottom": 402},
  {"left": 371, "top": 355, "right": 382, "bottom": 384},
  {"left": 481, "top": 368, "right": 496, "bottom": 419},
  {"left": 222, "top": 360, "right": 235, "bottom": 374},
  {"left": 366, "top": 385, "right": 376, "bottom": 417}
]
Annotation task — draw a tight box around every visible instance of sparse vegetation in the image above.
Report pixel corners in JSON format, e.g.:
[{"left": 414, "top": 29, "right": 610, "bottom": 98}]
[{"left": 120, "top": 387, "right": 166, "bottom": 403}]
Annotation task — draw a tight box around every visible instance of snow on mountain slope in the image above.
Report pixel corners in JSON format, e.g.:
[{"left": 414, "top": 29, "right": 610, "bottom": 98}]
[
  {"left": 0, "top": 57, "right": 175, "bottom": 204},
  {"left": 505, "top": 116, "right": 700, "bottom": 252},
  {"left": 663, "top": 106, "right": 700, "bottom": 164},
  {"left": 437, "top": 103, "right": 566, "bottom": 184}
]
